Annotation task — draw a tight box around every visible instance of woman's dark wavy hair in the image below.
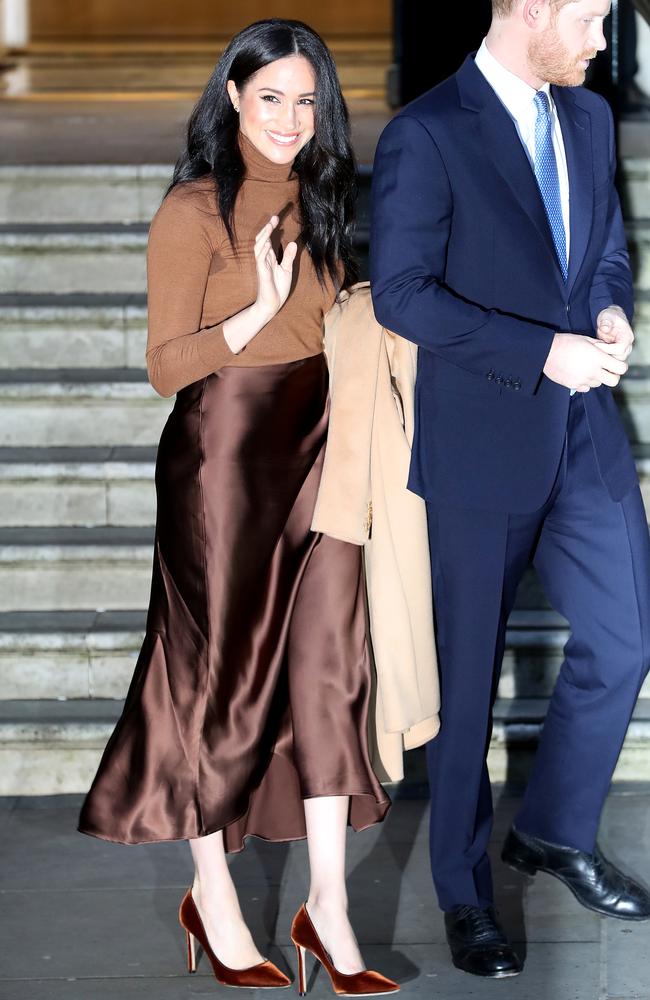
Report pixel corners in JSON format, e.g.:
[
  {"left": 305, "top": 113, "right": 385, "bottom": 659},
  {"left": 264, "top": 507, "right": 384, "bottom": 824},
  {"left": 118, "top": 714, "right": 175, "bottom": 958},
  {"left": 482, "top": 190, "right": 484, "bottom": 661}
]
[{"left": 170, "top": 19, "right": 359, "bottom": 291}]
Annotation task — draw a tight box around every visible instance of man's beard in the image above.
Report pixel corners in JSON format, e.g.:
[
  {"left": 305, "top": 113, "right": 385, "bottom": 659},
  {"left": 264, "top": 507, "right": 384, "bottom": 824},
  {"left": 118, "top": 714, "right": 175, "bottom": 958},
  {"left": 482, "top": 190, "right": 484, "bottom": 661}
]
[{"left": 528, "top": 26, "right": 597, "bottom": 87}]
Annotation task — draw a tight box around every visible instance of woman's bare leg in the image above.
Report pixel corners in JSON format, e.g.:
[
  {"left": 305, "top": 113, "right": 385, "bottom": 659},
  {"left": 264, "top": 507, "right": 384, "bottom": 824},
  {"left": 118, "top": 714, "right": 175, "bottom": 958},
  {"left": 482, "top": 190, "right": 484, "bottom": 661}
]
[
  {"left": 304, "top": 795, "right": 366, "bottom": 974},
  {"left": 189, "top": 829, "right": 265, "bottom": 969}
]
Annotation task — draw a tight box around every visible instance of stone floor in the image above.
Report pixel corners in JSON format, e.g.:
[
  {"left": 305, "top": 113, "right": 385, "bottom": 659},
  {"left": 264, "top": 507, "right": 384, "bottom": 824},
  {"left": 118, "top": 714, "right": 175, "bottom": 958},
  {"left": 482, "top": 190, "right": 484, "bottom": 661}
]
[{"left": 1, "top": 783, "right": 649, "bottom": 1000}]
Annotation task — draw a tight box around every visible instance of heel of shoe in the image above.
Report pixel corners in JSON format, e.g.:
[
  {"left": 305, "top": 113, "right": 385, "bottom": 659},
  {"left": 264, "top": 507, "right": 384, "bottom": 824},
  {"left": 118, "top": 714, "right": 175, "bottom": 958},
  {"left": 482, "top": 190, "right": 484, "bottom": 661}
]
[
  {"left": 294, "top": 943, "right": 308, "bottom": 996},
  {"left": 186, "top": 929, "right": 197, "bottom": 974}
]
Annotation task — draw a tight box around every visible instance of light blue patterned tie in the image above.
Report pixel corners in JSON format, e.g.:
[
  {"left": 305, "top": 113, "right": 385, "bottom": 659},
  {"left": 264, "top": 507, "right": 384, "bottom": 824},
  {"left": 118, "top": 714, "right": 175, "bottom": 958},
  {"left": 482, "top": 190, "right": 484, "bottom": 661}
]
[{"left": 533, "top": 90, "right": 568, "bottom": 281}]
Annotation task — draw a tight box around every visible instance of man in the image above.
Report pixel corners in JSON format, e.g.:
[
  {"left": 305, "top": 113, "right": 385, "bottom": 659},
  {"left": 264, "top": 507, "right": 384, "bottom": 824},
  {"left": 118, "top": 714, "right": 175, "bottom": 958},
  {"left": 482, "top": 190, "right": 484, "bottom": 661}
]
[{"left": 371, "top": 0, "right": 650, "bottom": 980}]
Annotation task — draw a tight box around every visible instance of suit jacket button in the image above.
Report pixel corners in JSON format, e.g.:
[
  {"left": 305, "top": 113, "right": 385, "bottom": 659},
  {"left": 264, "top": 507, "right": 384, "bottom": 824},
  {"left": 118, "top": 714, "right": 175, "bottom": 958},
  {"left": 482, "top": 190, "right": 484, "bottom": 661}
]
[
  {"left": 486, "top": 371, "right": 495, "bottom": 381},
  {"left": 513, "top": 380, "right": 522, "bottom": 391},
  {"left": 496, "top": 375, "right": 504, "bottom": 385},
  {"left": 505, "top": 379, "right": 512, "bottom": 388}
]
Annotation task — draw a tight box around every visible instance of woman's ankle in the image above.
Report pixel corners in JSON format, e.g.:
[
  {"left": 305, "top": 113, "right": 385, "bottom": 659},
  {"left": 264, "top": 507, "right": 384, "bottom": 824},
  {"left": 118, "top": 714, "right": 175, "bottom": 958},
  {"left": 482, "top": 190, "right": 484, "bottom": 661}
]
[
  {"left": 191, "top": 876, "right": 243, "bottom": 921},
  {"left": 307, "top": 891, "right": 349, "bottom": 916}
]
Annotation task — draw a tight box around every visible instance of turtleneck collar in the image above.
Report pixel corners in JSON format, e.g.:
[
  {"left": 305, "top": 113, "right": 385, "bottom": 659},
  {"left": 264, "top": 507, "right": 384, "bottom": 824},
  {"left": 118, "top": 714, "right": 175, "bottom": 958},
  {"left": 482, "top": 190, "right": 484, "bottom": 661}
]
[{"left": 238, "top": 131, "right": 297, "bottom": 183}]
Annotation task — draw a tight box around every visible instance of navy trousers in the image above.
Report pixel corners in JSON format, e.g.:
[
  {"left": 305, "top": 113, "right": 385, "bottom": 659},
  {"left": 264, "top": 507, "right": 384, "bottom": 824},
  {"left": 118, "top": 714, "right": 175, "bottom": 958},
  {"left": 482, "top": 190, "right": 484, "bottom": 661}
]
[{"left": 425, "top": 394, "right": 650, "bottom": 911}]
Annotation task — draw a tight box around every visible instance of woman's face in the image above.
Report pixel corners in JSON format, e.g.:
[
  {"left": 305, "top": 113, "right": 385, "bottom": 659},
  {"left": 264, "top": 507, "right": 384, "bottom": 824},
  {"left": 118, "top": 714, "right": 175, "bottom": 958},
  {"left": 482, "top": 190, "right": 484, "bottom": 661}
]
[{"left": 227, "top": 54, "right": 316, "bottom": 165}]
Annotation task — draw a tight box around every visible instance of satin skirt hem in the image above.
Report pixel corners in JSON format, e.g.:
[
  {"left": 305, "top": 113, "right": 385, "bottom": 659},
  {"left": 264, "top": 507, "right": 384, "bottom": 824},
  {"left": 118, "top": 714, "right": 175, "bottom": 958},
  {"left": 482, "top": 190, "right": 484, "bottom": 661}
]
[{"left": 77, "top": 791, "right": 390, "bottom": 851}]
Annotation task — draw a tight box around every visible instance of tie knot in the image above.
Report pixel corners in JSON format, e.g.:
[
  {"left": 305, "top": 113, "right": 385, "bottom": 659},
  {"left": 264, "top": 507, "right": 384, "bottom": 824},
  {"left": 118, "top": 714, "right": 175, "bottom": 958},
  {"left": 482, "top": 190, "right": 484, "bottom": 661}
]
[{"left": 534, "top": 90, "right": 551, "bottom": 117}]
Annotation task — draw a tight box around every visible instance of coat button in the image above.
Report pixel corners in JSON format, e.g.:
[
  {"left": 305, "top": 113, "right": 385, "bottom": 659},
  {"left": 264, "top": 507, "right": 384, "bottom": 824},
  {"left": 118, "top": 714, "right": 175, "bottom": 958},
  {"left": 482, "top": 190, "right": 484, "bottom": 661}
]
[
  {"left": 513, "top": 380, "right": 522, "bottom": 391},
  {"left": 505, "top": 379, "right": 512, "bottom": 388},
  {"left": 496, "top": 375, "right": 504, "bottom": 384},
  {"left": 486, "top": 370, "right": 495, "bottom": 381}
]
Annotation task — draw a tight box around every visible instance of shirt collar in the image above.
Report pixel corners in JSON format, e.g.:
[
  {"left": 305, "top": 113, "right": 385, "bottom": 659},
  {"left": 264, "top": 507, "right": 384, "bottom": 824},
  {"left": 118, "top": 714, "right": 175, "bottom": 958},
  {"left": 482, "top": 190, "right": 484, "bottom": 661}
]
[{"left": 474, "top": 38, "right": 552, "bottom": 124}]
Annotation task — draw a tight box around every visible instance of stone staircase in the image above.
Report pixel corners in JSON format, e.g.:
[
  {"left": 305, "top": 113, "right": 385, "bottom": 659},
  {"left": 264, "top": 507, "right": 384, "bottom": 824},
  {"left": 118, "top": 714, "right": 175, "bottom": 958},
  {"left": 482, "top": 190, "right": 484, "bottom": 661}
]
[
  {"left": 1, "top": 39, "right": 391, "bottom": 102},
  {"left": 0, "top": 160, "right": 649, "bottom": 795}
]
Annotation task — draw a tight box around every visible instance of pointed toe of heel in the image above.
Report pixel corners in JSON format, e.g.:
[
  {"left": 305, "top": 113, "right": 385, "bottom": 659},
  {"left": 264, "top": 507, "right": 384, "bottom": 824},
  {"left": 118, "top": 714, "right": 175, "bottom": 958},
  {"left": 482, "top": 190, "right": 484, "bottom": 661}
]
[
  {"left": 290, "top": 903, "right": 399, "bottom": 996},
  {"left": 179, "top": 888, "right": 291, "bottom": 989}
]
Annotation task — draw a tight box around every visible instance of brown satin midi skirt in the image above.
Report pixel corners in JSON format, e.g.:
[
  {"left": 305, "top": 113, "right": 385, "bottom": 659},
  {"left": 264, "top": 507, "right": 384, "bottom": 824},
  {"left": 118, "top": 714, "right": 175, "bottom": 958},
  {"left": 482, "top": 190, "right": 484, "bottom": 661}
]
[{"left": 79, "top": 354, "right": 390, "bottom": 849}]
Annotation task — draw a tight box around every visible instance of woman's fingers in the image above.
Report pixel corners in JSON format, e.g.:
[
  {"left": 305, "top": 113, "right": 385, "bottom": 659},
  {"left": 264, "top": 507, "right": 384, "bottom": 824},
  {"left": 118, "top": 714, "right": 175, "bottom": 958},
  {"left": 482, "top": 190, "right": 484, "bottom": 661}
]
[
  {"left": 254, "top": 216, "right": 278, "bottom": 240},
  {"left": 280, "top": 241, "right": 298, "bottom": 272},
  {"left": 254, "top": 234, "right": 271, "bottom": 259},
  {"left": 254, "top": 217, "right": 279, "bottom": 256},
  {"left": 254, "top": 216, "right": 279, "bottom": 244}
]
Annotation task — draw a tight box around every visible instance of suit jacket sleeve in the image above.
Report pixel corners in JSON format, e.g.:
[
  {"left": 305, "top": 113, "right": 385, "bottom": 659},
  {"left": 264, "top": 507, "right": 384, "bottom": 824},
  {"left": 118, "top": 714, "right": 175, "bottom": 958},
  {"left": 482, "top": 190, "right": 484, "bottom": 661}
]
[
  {"left": 588, "top": 100, "right": 634, "bottom": 329},
  {"left": 370, "top": 114, "right": 557, "bottom": 396}
]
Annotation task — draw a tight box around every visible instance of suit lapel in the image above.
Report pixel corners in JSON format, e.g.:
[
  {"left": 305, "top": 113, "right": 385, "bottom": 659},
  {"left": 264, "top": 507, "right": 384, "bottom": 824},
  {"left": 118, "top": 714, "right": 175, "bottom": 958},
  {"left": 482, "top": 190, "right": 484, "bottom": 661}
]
[
  {"left": 476, "top": 107, "right": 564, "bottom": 287},
  {"left": 456, "top": 57, "right": 592, "bottom": 295},
  {"left": 553, "top": 87, "right": 594, "bottom": 293}
]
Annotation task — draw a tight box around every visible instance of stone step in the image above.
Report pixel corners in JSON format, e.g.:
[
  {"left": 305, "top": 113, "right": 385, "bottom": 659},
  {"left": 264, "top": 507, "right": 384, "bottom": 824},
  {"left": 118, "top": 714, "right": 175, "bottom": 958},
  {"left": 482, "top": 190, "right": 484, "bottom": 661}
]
[
  {"left": 2, "top": 45, "right": 389, "bottom": 103},
  {"left": 0, "top": 610, "right": 144, "bottom": 699},
  {"left": 0, "top": 217, "right": 648, "bottom": 296},
  {"left": 0, "top": 446, "right": 156, "bottom": 526},
  {"left": 501, "top": 608, "right": 650, "bottom": 701},
  {"left": 1, "top": 694, "right": 649, "bottom": 795},
  {"left": 0, "top": 165, "right": 169, "bottom": 226},
  {"left": 1, "top": 608, "right": 649, "bottom": 703},
  {"left": 623, "top": 159, "right": 650, "bottom": 219},
  {"left": 2, "top": 365, "right": 650, "bottom": 451},
  {"left": 0, "top": 224, "right": 148, "bottom": 295},
  {"left": 0, "top": 370, "right": 172, "bottom": 447},
  {"left": 0, "top": 295, "right": 147, "bottom": 370},
  {"left": 0, "top": 526, "right": 155, "bottom": 612},
  {"left": 630, "top": 219, "right": 650, "bottom": 292},
  {"left": 2, "top": 503, "right": 647, "bottom": 618},
  {"left": 0, "top": 158, "right": 647, "bottom": 225},
  {"left": 1, "top": 292, "right": 650, "bottom": 371},
  {"left": 487, "top": 697, "right": 650, "bottom": 786},
  {"left": 0, "top": 523, "right": 569, "bottom": 614},
  {"left": 633, "top": 293, "right": 650, "bottom": 365},
  {"left": 0, "top": 445, "right": 648, "bottom": 529}
]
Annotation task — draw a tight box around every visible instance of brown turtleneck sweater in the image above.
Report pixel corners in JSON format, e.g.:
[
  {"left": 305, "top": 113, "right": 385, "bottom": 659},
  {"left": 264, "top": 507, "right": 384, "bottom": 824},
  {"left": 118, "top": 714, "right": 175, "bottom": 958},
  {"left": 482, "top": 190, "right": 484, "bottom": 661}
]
[{"left": 145, "top": 132, "right": 337, "bottom": 397}]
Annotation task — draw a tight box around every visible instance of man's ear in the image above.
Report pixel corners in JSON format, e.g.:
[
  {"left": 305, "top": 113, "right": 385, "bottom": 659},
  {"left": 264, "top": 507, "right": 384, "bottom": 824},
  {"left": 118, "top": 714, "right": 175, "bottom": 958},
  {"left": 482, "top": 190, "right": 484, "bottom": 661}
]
[{"left": 522, "top": 0, "right": 552, "bottom": 30}]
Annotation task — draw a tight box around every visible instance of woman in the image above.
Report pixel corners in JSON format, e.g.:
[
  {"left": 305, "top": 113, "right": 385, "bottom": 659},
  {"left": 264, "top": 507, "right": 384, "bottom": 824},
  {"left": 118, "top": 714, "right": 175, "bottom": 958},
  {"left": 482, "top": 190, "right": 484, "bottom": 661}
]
[{"left": 78, "top": 18, "right": 397, "bottom": 997}]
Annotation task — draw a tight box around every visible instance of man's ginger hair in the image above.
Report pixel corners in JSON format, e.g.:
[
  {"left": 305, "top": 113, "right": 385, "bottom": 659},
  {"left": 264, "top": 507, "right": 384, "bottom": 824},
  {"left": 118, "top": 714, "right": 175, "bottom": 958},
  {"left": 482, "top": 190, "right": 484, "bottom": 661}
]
[{"left": 492, "top": 0, "right": 576, "bottom": 16}]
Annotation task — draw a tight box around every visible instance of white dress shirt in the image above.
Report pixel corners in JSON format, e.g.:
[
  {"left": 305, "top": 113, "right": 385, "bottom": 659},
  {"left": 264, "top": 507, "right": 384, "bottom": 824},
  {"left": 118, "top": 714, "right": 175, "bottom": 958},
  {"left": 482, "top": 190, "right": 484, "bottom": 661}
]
[{"left": 474, "top": 38, "right": 571, "bottom": 259}]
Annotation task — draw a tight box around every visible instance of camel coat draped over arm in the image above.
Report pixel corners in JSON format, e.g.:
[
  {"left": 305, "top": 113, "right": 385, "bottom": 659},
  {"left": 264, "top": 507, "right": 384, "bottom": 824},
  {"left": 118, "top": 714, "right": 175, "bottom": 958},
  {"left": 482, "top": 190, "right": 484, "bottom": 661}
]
[{"left": 312, "top": 283, "right": 440, "bottom": 782}]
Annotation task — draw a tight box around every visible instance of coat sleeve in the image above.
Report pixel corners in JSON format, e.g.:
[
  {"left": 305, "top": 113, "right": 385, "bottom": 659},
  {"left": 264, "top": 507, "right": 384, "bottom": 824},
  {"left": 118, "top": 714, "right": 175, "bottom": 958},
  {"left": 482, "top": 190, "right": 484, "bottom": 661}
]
[
  {"left": 370, "top": 114, "right": 556, "bottom": 396},
  {"left": 588, "top": 99, "right": 634, "bottom": 329}
]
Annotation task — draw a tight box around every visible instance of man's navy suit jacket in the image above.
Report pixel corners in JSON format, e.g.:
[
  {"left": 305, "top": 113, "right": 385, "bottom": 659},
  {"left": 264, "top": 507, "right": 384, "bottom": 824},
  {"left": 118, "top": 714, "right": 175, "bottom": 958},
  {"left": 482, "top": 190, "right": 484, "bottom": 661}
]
[{"left": 370, "top": 55, "right": 637, "bottom": 513}]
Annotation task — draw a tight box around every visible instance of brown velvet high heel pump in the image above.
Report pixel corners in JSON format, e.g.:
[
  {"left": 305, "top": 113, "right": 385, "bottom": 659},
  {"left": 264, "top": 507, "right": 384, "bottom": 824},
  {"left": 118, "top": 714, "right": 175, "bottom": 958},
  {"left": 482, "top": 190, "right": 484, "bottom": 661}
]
[
  {"left": 290, "top": 903, "right": 400, "bottom": 996},
  {"left": 179, "top": 888, "right": 291, "bottom": 989}
]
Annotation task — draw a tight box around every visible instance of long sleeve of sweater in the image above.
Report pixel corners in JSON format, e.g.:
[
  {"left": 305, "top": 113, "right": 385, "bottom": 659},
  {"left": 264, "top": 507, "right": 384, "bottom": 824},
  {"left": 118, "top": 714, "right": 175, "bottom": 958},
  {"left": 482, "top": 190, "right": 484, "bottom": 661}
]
[{"left": 145, "top": 185, "right": 235, "bottom": 398}]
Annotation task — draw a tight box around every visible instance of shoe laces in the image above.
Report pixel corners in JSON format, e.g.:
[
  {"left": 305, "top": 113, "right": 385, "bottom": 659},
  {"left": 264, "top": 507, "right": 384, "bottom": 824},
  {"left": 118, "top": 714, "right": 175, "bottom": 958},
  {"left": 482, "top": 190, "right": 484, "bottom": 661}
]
[{"left": 456, "top": 906, "right": 503, "bottom": 943}]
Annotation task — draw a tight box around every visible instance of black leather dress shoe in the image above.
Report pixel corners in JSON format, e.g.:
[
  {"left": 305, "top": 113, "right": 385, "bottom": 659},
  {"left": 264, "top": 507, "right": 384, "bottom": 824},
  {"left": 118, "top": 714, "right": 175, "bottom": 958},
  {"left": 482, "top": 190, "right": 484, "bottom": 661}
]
[
  {"left": 502, "top": 825, "right": 650, "bottom": 921},
  {"left": 444, "top": 905, "right": 522, "bottom": 978}
]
